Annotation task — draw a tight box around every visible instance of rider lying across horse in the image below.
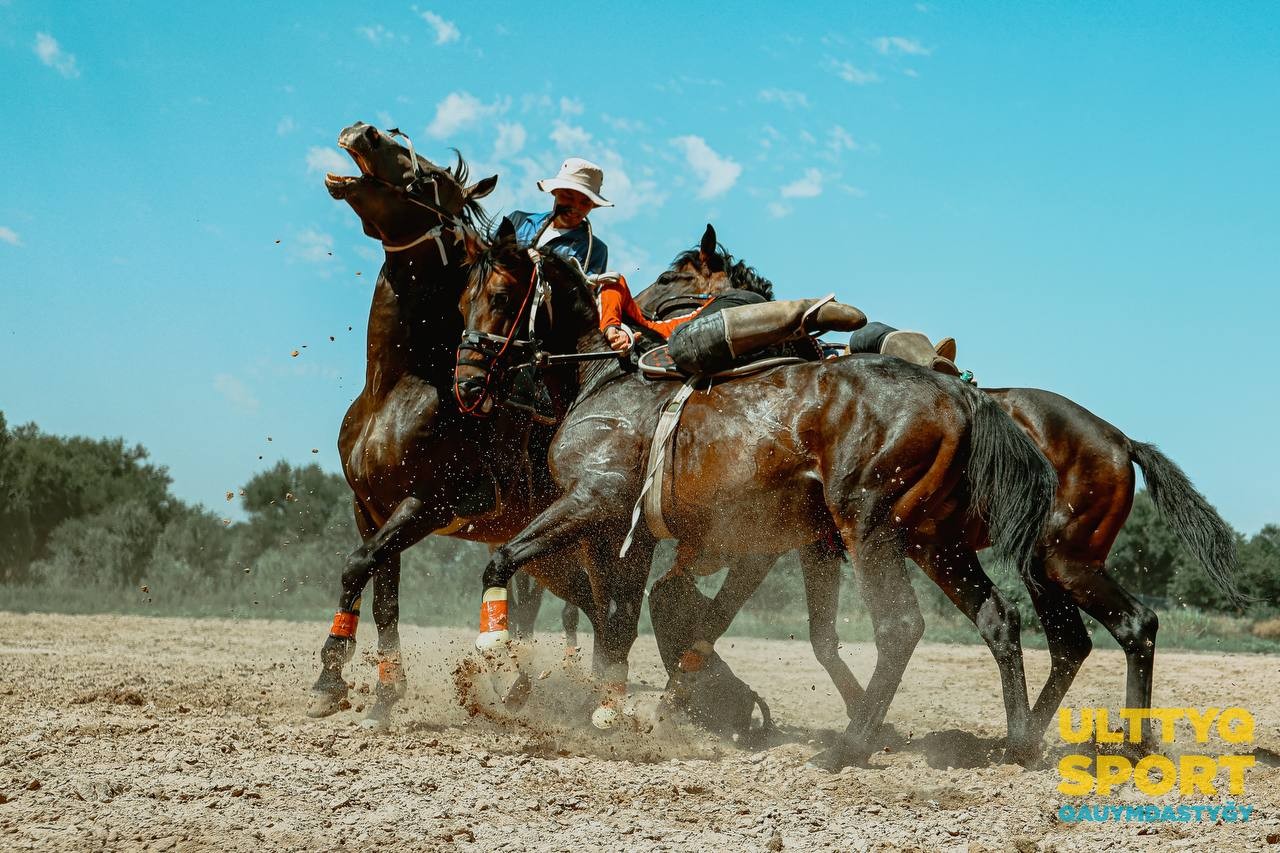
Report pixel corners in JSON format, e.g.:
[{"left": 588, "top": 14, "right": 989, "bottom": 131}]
[{"left": 509, "top": 158, "right": 869, "bottom": 367}]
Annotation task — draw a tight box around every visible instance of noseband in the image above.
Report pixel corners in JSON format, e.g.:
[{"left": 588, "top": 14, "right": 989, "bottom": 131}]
[{"left": 454, "top": 253, "right": 550, "bottom": 417}]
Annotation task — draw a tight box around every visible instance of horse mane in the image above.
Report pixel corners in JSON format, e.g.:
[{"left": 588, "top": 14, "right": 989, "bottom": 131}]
[{"left": 666, "top": 245, "right": 775, "bottom": 300}]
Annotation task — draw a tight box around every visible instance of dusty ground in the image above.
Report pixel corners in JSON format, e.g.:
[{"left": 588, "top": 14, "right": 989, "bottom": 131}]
[{"left": 1, "top": 612, "right": 1277, "bottom": 852}]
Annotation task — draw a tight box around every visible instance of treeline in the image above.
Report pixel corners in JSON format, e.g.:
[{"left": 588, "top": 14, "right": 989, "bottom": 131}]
[{"left": 1, "top": 412, "right": 1277, "bottom": 637}]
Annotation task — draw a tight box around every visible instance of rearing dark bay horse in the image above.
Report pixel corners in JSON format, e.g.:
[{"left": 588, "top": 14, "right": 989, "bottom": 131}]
[
  {"left": 308, "top": 123, "right": 600, "bottom": 728},
  {"left": 454, "top": 227, "right": 1058, "bottom": 766}
]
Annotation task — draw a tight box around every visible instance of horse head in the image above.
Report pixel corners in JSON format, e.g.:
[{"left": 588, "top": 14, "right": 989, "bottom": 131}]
[
  {"left": 324, "top": 121, "right": 496, "bottom": 249},
  {"left": 455, "top": 218, "right": 599, "bottom": 415}
]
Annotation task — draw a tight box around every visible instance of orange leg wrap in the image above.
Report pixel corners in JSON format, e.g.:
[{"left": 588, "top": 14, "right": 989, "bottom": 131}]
[
  {"left": 479, "top": 598, "right": 509, "bottom": 634},
  {"left": 376, "top": 654, "right": 404, "bottom": 685},
  {"left": 678, "top": 649, "right": 706, "bottom": 673},
  {"left": 330, "top": 611, "right": 358, "bottom": 639}
]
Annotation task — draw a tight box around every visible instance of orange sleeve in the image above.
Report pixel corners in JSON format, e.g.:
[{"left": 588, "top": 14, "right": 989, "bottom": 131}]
[{"left": 597, "top": 277, "right": 628, "bottom": 331}]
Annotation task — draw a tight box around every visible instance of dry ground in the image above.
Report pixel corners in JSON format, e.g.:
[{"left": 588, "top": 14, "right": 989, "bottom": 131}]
[{"left": 1, "top": 612, "right": 1277, "bottom": 852}]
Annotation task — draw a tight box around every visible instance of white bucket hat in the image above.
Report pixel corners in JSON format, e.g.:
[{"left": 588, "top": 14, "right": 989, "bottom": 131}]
[{"left": 537, "top": 158, "right": 613, "bottom": 207}]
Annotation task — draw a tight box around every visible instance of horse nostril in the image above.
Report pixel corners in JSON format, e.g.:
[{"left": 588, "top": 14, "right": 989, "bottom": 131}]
[{"left": 365, "top": 125, "right": 380, "bottom": 147}]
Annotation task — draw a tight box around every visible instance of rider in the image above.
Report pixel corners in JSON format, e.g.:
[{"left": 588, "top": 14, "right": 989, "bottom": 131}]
[
  {"left": 510, "top": 157, "right": 662, "bottom": 355},
  {"left": 511, "top": 159, "right": 868, "bottom": 366},
  {"left": 848, "top": 322, "right": 964, "bottom": 377}
]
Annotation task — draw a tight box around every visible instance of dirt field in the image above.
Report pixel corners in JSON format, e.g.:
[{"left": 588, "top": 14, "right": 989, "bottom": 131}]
[{"left": 1, "top": 612, "right": 1276, "bottom": 852}]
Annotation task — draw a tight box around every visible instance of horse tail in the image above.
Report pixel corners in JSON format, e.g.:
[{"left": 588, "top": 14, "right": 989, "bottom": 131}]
[
  {"left": 966, "top": 391, "right": 1058, "bottom": 585},
  {"left": 1129, "top": 441, "right": 1245, "bottom": 608}
]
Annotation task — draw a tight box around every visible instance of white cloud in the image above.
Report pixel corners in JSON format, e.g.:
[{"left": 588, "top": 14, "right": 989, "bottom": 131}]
[
  {"left": 426, "top": 91, "right": 504, "bottom": 138},
  {"left": 357, "top": 24, "right": 397, "bottom": 44},
  {"left": 33, "top": 32, "right": 79, "bottom": 78},
  {"left": 214, "top": 374, "right": 260, "bottom": 414},
  {"left": 559, "top": 97, "right": 584, "bottom": 116},
  {"left": 602, "top": 233, "right": 651, "bottom": 276},
  {"left": 768, "top": 202, "right": 792, "bottom": 219},
  {"left": 594, "top": 150, "right": 666, "bottom": 222},
  {"left": 550, "top": 120, "right": 593, "bottom": 152},
  {"left": 421, "top": 10, "right": 460, "bottom": 45},
  {"left": 839, "top": 184, "right": 867, "bottom": 197},
  {"left": 671, "top": 136, "right": 741, "bottom": 199},
  {"left": 0, "top": 226, "right": 22, "bottom": 247},
  {"left": 277, "top": 116, "right": 296, "bottom": 136},
  {"left": 493, "top": 122, "right": 527, "bottom": 159},
  {"left": 904, "top": 68, "right": 920, "bottom": 78},
  {"left": 291, "top": 228, "right": 335, "bottom": 264},
  {"left": 601, "top": 114, "right": 647, "bottom": 133},
  {"left": 305, "top": 146, "right": 349, "bottom": 175},
  {"left": 828, "top": 60, "right": 880, "bottom": 85},
  {"left": 758, "top": 88, "right": 810, "bottom": 109},
  {"left": 872, "top": 36, "right": 931, "bottom": 56},
  {"left": 781, "top": 168, "right": 824, "bottom": 199},
  {"left": 828, "top": 125, "right": 858, "bottom": 155}
]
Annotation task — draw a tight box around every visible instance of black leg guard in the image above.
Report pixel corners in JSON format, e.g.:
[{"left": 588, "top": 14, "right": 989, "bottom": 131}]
[{"left": 848, "top": 321, "right": 895, "bottom": 354}]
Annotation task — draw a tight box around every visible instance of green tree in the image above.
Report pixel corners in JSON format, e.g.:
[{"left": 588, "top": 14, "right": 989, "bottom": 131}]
[
  {"left": 0, "top": 414, "right": 172, "bottom": 582},
  {"left": 31, "top": 499, "right": 163, "bottom": 587}
]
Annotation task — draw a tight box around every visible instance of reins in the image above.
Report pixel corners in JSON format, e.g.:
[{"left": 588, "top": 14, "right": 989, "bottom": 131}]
[{"left": 455, "top": 250, "right": 624, "bottom": 417}]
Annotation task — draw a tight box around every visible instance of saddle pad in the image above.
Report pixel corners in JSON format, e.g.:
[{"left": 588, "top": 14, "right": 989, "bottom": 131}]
[{"left": 637, "top": 344, "right": 806, "bottom": 380}]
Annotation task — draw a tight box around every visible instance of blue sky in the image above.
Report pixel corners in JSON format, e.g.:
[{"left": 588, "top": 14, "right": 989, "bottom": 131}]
[{"left": 1, "top": 2, "right": 1277, "bottom": 532}]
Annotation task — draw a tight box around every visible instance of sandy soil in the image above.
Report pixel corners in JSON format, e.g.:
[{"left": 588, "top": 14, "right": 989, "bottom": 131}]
[{"left": 1, "top": 612, "right": 1277, "bottom": 852}]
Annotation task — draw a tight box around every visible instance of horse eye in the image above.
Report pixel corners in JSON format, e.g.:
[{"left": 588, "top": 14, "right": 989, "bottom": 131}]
[{"left": 490, "top": 291, "right": 510, "bottom": 310}]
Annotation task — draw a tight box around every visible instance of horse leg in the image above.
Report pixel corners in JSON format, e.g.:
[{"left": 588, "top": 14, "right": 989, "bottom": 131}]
[
  {"left": 308, "top": 496, "right": 442, "bottom": 718},
  {"left": 799, "top": 539, "right": 868, "bottom": 723},
  {"left": 561, "top": 598, "right": 580, "bottom": 651},
  {"left": 363, "top": 551, "right": 406, "bottom": 731},
  {"left": 913, "top": 544, "right": 1035, "bottom": 763},
  {"left": 810, "top": 531, "right": 923, "bottom": 771},
  {"left": 1059, "top": 565, "right": 1159, "bottom": 750},
  {"left": 1024, "top": 557, "right": 1093, "bottom": 747},
  {"left": 507, "top": 571, "right": 544, "bottom": 640}
]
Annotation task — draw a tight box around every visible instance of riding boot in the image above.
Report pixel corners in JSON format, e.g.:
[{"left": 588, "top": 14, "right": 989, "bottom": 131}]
[
  {"left": 669, "top": 296, "right": 866, "bottom": 376},
  {"left": 721, "top": 296, "right": 867, "bottom": 357},
  {"left": 880, "top": 330, "right": 962, "bottom": 376}
]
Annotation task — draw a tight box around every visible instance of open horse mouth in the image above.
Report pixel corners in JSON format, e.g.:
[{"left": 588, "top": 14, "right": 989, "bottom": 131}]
[{"left": 324, "top": 129, "right": 379, "bottom": 199}]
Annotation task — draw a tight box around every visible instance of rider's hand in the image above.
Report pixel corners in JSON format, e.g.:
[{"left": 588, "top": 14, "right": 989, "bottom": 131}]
[{"left": 605, "top": 326, "right": 632, "bottom": 355}]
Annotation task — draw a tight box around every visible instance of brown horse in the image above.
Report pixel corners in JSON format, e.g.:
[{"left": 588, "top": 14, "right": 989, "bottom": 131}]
[
  {"left": 664, "top": 231, "right": 1244, "bottom": 754},
  {"left": 454, "top": 225, "right": 1058, "bottom": 767},
  {"left": 308, "top": 123, "right": 606, "bottom": 729}
]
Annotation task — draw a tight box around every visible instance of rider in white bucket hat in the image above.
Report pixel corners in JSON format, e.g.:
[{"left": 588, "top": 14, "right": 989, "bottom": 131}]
[{"left": 509, "top": 157, "right": 612, "bottom": 276}]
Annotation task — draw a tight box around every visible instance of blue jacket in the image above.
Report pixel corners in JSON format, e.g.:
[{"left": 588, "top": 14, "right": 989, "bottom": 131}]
[{"left": 509, "top": 210, "right": 609, "bottom": 276}]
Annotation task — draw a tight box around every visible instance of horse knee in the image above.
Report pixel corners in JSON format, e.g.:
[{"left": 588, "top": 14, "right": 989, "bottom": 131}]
[
  {"left": 1115, "top": 606, "right": 1158, "bottom": 656},
  {"left": 876, "top": 609, "right": 924, "bottom": 652},
  {"left": 976, "top": 593, "right": 1022, "bottom": 649},
  {"left": 810, "top": 627, "right": 841, "bottom": 664},
  {"left": 341, "top": 549, "right": 377, "bottom": 594}
]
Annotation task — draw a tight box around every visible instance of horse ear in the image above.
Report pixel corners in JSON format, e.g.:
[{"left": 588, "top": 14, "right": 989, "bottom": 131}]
[
  {"left": 699, "top": 223, "right": 724, "bottom": 273},
  {"left": 466, "top": 174, "right": 498, "bottom": 201},
  {"left": 496, "top": 216, "right": 517, "bottom": 242}
]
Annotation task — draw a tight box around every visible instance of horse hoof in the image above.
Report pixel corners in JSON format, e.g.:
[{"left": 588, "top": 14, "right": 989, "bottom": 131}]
[
  {"left": 591, "top": 704, "right": 620, "bottom": 730},
  {"left": 305, "top": 691, "right": 347, "bottom": 719},
  {"left": 806, "top": 746, "right": 848, "bottom": 773},
  {"left": 1002, "top": 742, "right": 1042, "bottom": 768},
  {"left": 503, "top": 672, "right": 533, "bottom": 710},
  {"left": 360, "top": 713, "right": 391, "bottom": 733}
]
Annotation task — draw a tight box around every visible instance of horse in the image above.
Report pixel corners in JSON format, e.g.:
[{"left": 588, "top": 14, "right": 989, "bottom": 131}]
[
  {"left": 665, "top": 228, "right": 1245, "bottom": 753},
  {"left": 453, "top": 223, "right": 1059, "bottom": 768},
  {"left": 308, "top": 123, "right": 595, "bottom": 729}
]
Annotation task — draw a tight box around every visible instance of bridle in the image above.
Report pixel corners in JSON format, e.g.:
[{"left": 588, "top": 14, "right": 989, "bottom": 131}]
[
  {"left": 369, "top": 127, "right": 469, "bottom": 264},
  {"left": 454, "top": 250, "right": 622, "bottom": 418}
]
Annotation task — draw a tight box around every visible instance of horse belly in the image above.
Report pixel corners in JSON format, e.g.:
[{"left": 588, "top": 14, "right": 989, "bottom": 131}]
[{"left": 667, "top": 395, "right": 823, "bottom": 551}]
